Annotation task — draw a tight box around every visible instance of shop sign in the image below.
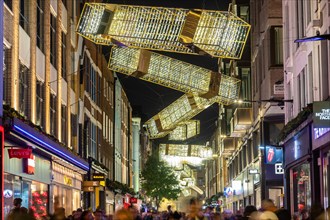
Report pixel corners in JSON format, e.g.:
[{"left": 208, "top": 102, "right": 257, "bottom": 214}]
[
  {"left": 82, "top": 186, "right": 94, "bottom": 192},
  {"left": 275, "top": 163, "right": 284, "bottom": 174},
  {"left": 264, "top": 146, "right": 283, "bottom": 164},
  {"left": 64, "top": 176, "right": 73, "bottom": 186},
  {"left": 83, "top": 181, "right": 100, "bottom": 187},
  {"left": 314, "top": 127, "right": 330, "bottom": 139},
  {"left": 8, "top": 148, "right": 32, "bottom": 159},
  {"left": 3, "top": 189, "right": 13, "bottom": 198},
  {"left": 130, "top": 197, "right": 138, "bottom": 204},
  {"left": 249, "top": 169, "right": 258, "bottom": 174},
  {"left": 313, "top": 101, "right": 330, "bottom": 128},
  {"left": 24, "top": 155, "right": 35, "bottom": 175},
  {"left": 92, "top": 173, "right": 105, "bottom": 181}
]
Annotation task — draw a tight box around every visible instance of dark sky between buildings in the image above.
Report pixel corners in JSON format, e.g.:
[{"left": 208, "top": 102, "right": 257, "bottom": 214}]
[{"left": 102, "top": 0, "right": 232, "bottom": 144}]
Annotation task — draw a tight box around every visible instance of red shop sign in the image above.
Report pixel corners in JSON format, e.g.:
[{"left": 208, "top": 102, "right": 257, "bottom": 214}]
[
  {"left": 8, "top": 148, "right": 32, "bottom": 159},
  {"left": 130, "top": 197, "right": 138, "bottom": 204}
]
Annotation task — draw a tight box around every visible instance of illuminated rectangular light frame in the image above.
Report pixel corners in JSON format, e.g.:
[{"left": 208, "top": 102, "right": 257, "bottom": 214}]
[
  {"left": 77, "top": 3, "right": 251, "bottom": 58},
  {"left": 159, "top": 144, "right": 206, "bottom": 157},
  {"left": 144, "top": 95, "right": 216, "bottom": 139},
  {"left": 13, "top": 125, "right": 89, "bottom": 171},
  {"left": 168, "top": 120, "right": 200, "bottom": 141},
  {"left": 109, "top": 47, "right": 241, "bottom": 104}
]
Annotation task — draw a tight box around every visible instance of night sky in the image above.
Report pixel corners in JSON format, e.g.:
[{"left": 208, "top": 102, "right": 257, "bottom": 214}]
[{"left": 102, "top": 0, "right": 232, "bottom": 144}]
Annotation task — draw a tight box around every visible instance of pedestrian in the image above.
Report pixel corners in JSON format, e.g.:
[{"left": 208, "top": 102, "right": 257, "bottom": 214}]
[
  {"left": 242, "top": 205, "right": 257, "bottom": 220},
  {"left": 80, "top": 210, "right": 94, "bottom": 220},
  {"left": 261, "top": 199, "right": 277, "bottom": 213},
  {"left": 258, "top": 211, "right": 278, "bottom": 220},
  {"left": 114, "top": 209, "right": 133, "bottom": 220},
  {"left": 275, "top": 208, "right": 291, "bottom": 220}
]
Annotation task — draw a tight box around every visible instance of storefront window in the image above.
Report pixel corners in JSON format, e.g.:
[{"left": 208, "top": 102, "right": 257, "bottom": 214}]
[
  {"left": 292, "top": 163, "right": 311, "bottom": 218},
  {"left": 31, "top": 181, "right": 48, "bottom": 219},
  {"left": 4, "top": 173, "right": 48, "bottom": 220}
]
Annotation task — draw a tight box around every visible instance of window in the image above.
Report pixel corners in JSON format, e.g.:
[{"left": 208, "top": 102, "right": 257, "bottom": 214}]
[
  {"left": 296, "top": 0, "right": 305, "bottom": 48},
  {"left": 284, "top": 5, "right": 290, "bottom": 60},
  {"left": 4, "top": 0, "right": 12, "bottom": 11},
  {"left": 36, "top": 0, "right": 44, "bottom": 51},
  {"left": 239, "top": 6, "right": 249, "bottom": 22},
  {"left": 292, "top": 163, "right": 311, "bottom": 218},
  {"left": 299, "top": 68, "right": 307, "bottom": 110},
  {"left": 19, "top": 63, "right": 28, "bottom": 116},
  {"left": 307, "top": 53, "right": 313, "bottom": 104},
  {"left": 50, "top": 94, "right": 56, "bottom": 136},
  {"left": 19, "top": 0, "right": 30, "bottom": 34},
  {"left": 270, "top": 26, "right": 283, "bottom": 66},
  {"left": 320, "top": 40, "right": 329, "bottom": 101},
  {"left": 50, "top": 14, "right": 57, "bottom": 67},
  {"left": 61, "top": 32, "right": 67, "bottom": 80},
  {"left": 61, "top": 105, "right": 67, "bottom": 144},
  {"left": 90, "top": 123, "right": 97, "bottom": 158},
  {"left": 36, "top": 81, "right": 43, "bottom": 126}
]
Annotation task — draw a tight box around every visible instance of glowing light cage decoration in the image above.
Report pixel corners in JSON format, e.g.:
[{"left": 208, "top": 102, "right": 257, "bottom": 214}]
[
  {"left": 77, "top": 3, "right": 250, "bottom": 59},
  {"left": 144, "top": 94, "right": 216, "bottom": 139},
  {"left": 159, "top": 144, "right": 212, "bottom": 166},
  {"left": 109, "top": 47, "right": 241, "bottom": 104},
  {"left": 168, "top": 120, "right": 200, "bottom": 141}
]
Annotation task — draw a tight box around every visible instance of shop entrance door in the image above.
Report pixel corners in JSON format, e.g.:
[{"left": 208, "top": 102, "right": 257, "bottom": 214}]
[{"left": 323, "top": 151, "right": 330, "bottom": 213}]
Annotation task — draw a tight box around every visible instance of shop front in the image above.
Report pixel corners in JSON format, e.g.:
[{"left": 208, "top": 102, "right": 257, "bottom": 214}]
[
  {"left": 283, "top": 124, "right": 312, "bottom": 217},
  {"left": 312, "top": 101, "right": 330, "bottom": 210},
  {"left": 51, "top": 162, "right": 83, "bottom": 216},
  {"left": 3, "top": 143, "right": 51, "bottom": 219},
  {"left": 4, "top": 118, "right": 89, "bottom": 219}
]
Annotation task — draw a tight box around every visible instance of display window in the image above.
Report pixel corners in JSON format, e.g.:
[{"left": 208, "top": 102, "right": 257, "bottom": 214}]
[
  {"left": 3, "top": 173, "right": 48, "bottom": 219},
  {"left": 53, "top": 186, "right": 81, "bottom": 216},
  {"left": 291, "top": 163, "right": 311, "bottom": 219}
]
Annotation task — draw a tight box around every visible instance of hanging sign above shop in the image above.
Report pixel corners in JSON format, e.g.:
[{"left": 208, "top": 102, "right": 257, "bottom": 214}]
[
  {"left": 265, "top": 146, "right": 283, "bottom": 164},
  {"left": 8, "top": 148, "right": 32, "bottom": 159},
  {"left": 313, "top": 101, "right": 330, "bottom": 128},
  {"left": 92, "top": 173, "right": 105, "bottom": 181}
]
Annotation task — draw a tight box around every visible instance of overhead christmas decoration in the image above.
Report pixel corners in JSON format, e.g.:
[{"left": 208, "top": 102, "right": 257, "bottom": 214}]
[
  {"left": 77, "top": 3, "right": 250, "bottom": 59},
  {"left": 168, "top": 120, "right": 200, "bottom": 141},
  {"left": 109, "top": 47, "right": 241, "bottom": 104},
  {"left": 144, "top": 94, "right": 216, "bottom": 139}
]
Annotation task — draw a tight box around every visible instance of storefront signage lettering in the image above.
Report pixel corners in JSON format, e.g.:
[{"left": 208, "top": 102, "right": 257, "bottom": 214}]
[
  {"left": 82, "top": 186, "right": 94, "bottom": 192},
  {"left": 313, "top": 101, "right": 330, "bottom": 128},
  {"left": 64, "top": 176, "right": 73, "bottom": 186},
  {"left": 92, "top": 174, "right": 105, "bottom": 181},
  {"left": 314, "top": 128, "right": 330, "bottom": 139},
  {"left": 8, "top": 148, "right": 32, "bottom": 159},
  {"left": 249, "top": 169, "right": 258, "bottom": 174}
]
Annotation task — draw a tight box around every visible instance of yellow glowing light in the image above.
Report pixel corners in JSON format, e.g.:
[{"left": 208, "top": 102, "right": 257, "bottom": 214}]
[
  {"left": 109, "top": 47, "right": 241, "bottom": 104},
  {"left": 144, "top": 95, "right": 216, "bottom": 139},
  {"left": 77, "top": 3, "right": 251, "bottom": 58},
  {"left": 168, "top": 120, "right": 200, "bottom": 141}
]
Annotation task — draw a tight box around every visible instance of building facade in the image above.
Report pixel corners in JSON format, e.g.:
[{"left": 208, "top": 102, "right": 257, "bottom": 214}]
[
  {"left": 282, "top": 0, "right": 330, "bottom": 216},
  {"left": 2, "top": 0, "right": 133, "bottom": 217},
  {"left": 205, "top": 0, "right": 285, "bottom": 213}
]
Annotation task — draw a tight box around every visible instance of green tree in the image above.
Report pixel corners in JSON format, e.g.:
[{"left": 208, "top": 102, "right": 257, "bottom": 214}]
[{"left": 140, "top": 153, "right": 181, "bottom": 209}]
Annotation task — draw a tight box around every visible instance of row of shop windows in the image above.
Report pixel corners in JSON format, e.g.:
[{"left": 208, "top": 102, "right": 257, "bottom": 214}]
[{"left": 4, "top": 173, "right": 81, "bottom": 219}]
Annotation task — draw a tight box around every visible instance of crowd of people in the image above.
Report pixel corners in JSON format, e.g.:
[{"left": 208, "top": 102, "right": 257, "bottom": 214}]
[{"left": 5, "top": 197, "right": 330, "bottom": 220}]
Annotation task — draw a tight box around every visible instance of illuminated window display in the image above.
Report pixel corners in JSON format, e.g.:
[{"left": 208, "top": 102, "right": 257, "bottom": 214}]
[
  {"left": 292, "top": 163, "right": 311, "bottom": 218},
  {"left": 3, "top": 173, "right": 48, "bottom": 220}
]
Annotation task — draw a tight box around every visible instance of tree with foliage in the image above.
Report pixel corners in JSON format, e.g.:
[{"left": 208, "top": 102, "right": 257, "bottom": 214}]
[{"left": 140, "top": 153, "right": 181, "bottom": 210}]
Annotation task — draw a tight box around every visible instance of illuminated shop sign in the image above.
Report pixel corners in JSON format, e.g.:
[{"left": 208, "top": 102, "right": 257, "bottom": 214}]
[
  {"left": 265, "top": 146, "right": 283, "bottom": 164},
  {"left": 314, "top": 127, "right": 330, "bottom": 139},
  {"left": 313, "top": 101, "right": 330, "bottom": 128},
  {"left": 7, "top": 148, "right": 32, "bottom": 159}
]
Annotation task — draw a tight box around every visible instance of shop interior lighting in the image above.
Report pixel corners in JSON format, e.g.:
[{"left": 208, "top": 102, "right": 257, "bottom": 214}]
[
  {"left": 13, "top": 125, "right": 89, "bottom": 171},
  {"left": 144, "top": 94, "right": 216, "bottom": 139},
  {"left": 109, "top": 47, "right": 241, "bottom": 104},
  {"left": 77, "top": 3, "right": 250, "bottom": 58},
  {"left": 168, "top": 120, "right": 200, "bottom": 141}
]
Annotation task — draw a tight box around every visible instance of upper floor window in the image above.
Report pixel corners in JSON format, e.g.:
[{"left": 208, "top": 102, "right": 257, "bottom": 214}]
[
  {"left": 50, "top": 94, "right": 56, "bottom": 136},
  {"left": 36, "top": 81, "right": 44, "bottom": 126},
  {"left": 61, "top": 32, "right": 67, "bottom": 80},
  {"left": 19, "top": 63, "right": 28, "bottom": 117},
  {"left": 50, "top": 14, "right": 57, "bottom": 67},
  {"left": 37, "top": 0, "right": 44, "bottom": 52},
  {"left": 4, "top": 0, "right": 12, "bottom": 11},
  {"left": 61, "top": 104, "right": 67, "bottom": 144},
  {"left": 20, "top": 0, "right": 30, "bottom": 35},
  {"left": 270, "top": 26, "right": 283, "bottom": 66}
]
